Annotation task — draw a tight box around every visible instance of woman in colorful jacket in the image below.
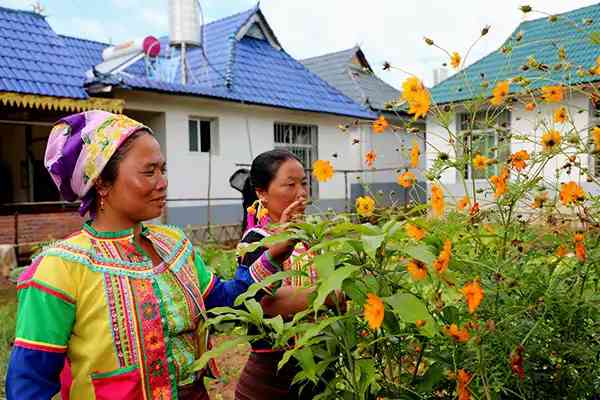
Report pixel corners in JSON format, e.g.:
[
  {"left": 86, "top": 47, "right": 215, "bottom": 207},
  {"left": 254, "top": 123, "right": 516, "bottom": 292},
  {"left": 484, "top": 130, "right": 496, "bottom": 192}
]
[{"left": 5, "top": 111, "right": 294, "bottom": 400}]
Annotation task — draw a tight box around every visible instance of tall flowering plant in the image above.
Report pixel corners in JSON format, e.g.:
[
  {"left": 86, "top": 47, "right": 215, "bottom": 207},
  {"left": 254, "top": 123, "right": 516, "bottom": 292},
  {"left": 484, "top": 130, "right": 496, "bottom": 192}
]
[{"left": 194, "top": 6, "right": 600, "bottom": 399}]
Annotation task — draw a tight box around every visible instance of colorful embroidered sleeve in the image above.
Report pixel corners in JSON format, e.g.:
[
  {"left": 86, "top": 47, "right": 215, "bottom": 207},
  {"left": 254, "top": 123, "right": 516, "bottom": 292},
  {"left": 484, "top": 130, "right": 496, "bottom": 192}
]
[
  {"left": 194, "top": 248, "right": 281, "bottom": 309},
  {"left": 6, "top": 255, "right": 76, "bottom": 400}
]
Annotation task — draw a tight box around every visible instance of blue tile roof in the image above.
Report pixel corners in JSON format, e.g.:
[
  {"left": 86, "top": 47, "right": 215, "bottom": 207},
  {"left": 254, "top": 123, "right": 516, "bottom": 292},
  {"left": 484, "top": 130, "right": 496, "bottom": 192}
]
[
  {"left": 430, "top": 3, "right": 600, "bottom": 104},
  {"left": 64, "top": 6, "right": 374, "bottom": 119},
  {"left": 0, "top": 6, "right": 87, "bottom": 98}
]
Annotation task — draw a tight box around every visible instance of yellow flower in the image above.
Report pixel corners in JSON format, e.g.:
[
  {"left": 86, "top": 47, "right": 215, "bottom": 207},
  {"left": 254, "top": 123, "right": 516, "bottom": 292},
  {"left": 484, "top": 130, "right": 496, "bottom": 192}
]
[
  {"left": 541, "top": 129, "right": 561, "bottom": 152},
  {"left": 364, "top": 293, "right": 384, "bottom": 330},
  {"left": 541, "top": 85, "right": 564, "bottom": 103},
  {"left": 356, "top": 196, "right": 375, "bottom": 217},
  {"left": 410, "top": 141, "right": 420, "bottom": 168},
  {"left": 406, "top": 259, "right": 428, "bottom": 280},
  {"left": 408, "top": 90, "right": 430, "bottom": 120},
  {"left": 364, "top": 150, "right": 377, "bottom": 167},
  {"left": 312, "top": 160, "right": 334, "bottom": 182},
  {"left": 397, "top": 171, "right": 416, "bottom": 188},
  {"left": 592, "top": 126, "right": 600, "bottom": 151},
  {"left": 83, "top": 161, "right": 96, "bottom": 182},
  {"left": 430, "top": 184, "right": 445, "bottom": 217},
  {"left": 86, "top": 142, "right": 101, "bottom": 159},
  {"left": 553, "top": 106, "right": 568, "bottom": 123},
  {"left": 490, "top": 80, "right": 509, "bottom": 106},
  {"left": 372, "top": 115, "right": 389, "bottom": 133},
  {"left": 450, "top": 52, "right": 461, "bottom": 69},
  {"left": 457, "top": 196, "right": 469, "bottom": 211},
  {"left": 406, "top": 223, "right": 425, "bottom": 241},
  {"left": 510, "top": 150, "right": 529, "bottom": 171},
  {"left": 462, "top": 280, "right": 484, "bottom": 313},
  {"left": 402, "top": 76, "right": 426, "bottom": 102},
  {"left": 472, "top": 154, "right": 490, "bottom": 170}
]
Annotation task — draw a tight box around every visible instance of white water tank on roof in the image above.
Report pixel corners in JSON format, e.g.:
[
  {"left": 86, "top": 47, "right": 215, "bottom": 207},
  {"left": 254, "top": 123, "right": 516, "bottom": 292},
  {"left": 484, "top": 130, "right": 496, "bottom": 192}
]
[{"left": 168, "top": 0, "right": 201, "bottom": 46}]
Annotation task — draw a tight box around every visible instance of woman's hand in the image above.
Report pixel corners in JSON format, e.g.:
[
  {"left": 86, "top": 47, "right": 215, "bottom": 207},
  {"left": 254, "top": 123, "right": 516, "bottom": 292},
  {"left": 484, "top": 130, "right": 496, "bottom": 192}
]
[{"left": 279, "top": 198, "right": 306, "bottom": 224}]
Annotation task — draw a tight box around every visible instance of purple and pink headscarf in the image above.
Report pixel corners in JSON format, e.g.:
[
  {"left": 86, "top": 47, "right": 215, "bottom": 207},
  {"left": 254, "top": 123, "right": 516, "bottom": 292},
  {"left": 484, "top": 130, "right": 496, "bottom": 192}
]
[{"left": 44, "top": 110, "right": 151, "bottom": 216}]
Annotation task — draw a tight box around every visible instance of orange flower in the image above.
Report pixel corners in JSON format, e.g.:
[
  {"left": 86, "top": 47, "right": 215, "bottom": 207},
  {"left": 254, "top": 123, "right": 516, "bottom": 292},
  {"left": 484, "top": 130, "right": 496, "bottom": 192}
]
[
  {"left": 592, "top": 126, "right": 600, "bottom": 151},
  {"left": 372, "top": 115, "right": 389, "bottom": 133},
  {"left": 556, "top": 244, "right": 567, "bottom": 257},
  {"left": 433, "top": 240, "right": 452, "bottom": 274},
  {"left": 312, "top": 160, "right": 334, "bottom": 182},
  {"left": 402, "top": 76, "right": 426, "bottom": 102},
  {"left": 559, "top": 181, "right": 585, "bottom": 205},
  {"left": 457, "top": 369, "right": 472, "bottom": 400},
  {"left": 490, "top": 80, "right": 509, "bottom": 106},
  {"left": 525, "top": 102, "right": 536, "bottom": 111},
  {"left": 510, "top": 150, "right": 529, "bottom": 171},
  {"left": 397, "top": 171, "right": 416, "bottom": 188},
  {"left": 553, "top": 106, "right": 567, "bottom": 123},
  {"left": 446, "top": 323, "right": 470, "bottom": 343},
  {"left": 410, "top": 141, "right": 420, "bottom": 168},
  {"left": 541, "top": 130, "right": 561, "bottom": 152},
  {"left": 365, "top": 150, "right": 377, "bottom": 167},
  {"left": 407, "top": 259, "right": 428, "bottom": 280},
  {"left": 462, "top": 280, "right": 484, "bottom": 313},
  {"left": 457, "top": 196, "right": 469, "bottom": 211},
  {"left": 408, "top": 90, "right": 430, "bottom": 120},
  {"left": 574, "top": 233, "right": 586, "bottom": 262},
  {"left": 450, "top": 52, "right": 461, "bottom": 69},
  {"left": 472, "top": 154, "right": 490, "bottom": 170},
  {"left": 532, "top": 192, "right": 548, "bottom": 209},
  {"left": 541, "top": 85, "right": 564, "bottom": 103},
  {"left": 490, "top": 167, "right": 509, "bottom": 198},
  {"left": 431, "top": 184, "right": 445, "bottom": 217},
  {"left": 364, "top": 293, "right": 385, "bottom": 330},
  {"left": 406, "top": 223, "right": 425, "bottom": 241},
  {"left": 415, "top": 319, "right": 427, "bottom": 328}
]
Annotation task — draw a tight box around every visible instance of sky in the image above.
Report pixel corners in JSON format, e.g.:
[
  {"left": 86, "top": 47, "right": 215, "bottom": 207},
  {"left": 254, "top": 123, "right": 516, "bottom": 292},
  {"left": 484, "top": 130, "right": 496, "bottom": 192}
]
[{"left": 1, "top": 0, "right": 598, "bottom": 88}]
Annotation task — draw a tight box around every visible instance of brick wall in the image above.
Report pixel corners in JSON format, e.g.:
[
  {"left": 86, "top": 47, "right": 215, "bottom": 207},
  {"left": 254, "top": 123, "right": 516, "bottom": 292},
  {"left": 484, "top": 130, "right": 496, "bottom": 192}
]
[{"left": 0, "top": 212, "right": 84, "bottom": 245}]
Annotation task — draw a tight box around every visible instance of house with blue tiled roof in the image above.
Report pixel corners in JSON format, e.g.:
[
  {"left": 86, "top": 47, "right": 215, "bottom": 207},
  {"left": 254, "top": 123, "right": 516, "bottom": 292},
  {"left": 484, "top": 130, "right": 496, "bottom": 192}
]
[
  {"left": 0, "top": 3, "right": 377, "bottom": 243},
  {"left": 302, "top": 46, "right": 427, "bottom": 204},
  {"left": 426, "top": 2, "right": 600, "bottom": 201}
]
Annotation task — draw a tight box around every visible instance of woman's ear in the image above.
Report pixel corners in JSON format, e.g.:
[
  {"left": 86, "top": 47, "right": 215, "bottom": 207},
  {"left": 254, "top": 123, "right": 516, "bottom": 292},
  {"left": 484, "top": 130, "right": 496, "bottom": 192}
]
[
  {"left": 95, "top": 177, "right": 112, "bottom": 198},
  {"left": 255, "top": 188, "right": 268, "bottom": 204}
]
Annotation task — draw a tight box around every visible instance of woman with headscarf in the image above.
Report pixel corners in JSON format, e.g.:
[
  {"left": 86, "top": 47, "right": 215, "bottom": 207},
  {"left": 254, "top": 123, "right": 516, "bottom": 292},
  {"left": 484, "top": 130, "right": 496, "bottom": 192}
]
[{"left": 5, "top": 111, "right": 294, "bottom": 400}]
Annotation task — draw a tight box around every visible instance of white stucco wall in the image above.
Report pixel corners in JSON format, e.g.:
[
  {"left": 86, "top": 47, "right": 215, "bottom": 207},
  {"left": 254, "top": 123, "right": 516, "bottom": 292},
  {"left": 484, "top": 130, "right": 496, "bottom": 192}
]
[{"left": 118, "top": 90, "right": 369, "bottom": 224}]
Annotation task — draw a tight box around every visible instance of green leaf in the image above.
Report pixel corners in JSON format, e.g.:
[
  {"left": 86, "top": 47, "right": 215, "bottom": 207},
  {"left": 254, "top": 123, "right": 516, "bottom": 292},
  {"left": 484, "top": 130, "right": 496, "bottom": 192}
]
[
  {"left": 384, "top": 293, "right": 438, "bottom": 337},
  {"left": 416, "top": 362, "right": 445, "bottom": 393},
  {"left": 278, "top": 317, "right": 342, "bottom": 370},
  {"left": 293, "top": 347, "right": 317, "bottom": 382},
  {"left": 356, "top": 359, "right": 377, "bottom": 398},
  {"left": 265, "top": 315, "right": 284, "bottom": 335},
  {"left": 403, "top": 244, "right": 436, "bottom": 265},
  {"left": 313, "top": 265, "right": 360, "bottom": 313},
  {"left": 244, "top": 299, "right": 264, "bottom": 322},
  {"left": 189, "top": 336, "right": 248, "bottom": 372},
  {"left": 361, "top": 234, "right": 385, "bottom": 259},
  {"left": 314, "top": 253, "right": 335, "bottom": 277},
  {"left": 590, "top": 31, "right": 600, "bottom": 45},
  {"left": 234, "top": 271, "right": 291, "bottom": 306}
]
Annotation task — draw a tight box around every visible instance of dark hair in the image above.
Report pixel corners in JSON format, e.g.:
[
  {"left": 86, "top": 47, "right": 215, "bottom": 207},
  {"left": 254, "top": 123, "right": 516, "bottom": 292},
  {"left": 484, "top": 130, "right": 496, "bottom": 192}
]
[
  {"left": 241, "top": 149, "right": 301, "bottom": 230},
  {"left": 92, "top": 129, "right": 151, "bottom": 212}
]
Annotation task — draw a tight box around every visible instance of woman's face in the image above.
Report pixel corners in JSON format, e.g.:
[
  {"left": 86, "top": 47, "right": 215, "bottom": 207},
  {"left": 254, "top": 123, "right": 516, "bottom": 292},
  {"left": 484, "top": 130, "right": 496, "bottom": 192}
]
[
  {"left": 104, "top": 133, "right": 168, "bottom": 223},
  {"left": 258, "top": 159, "right": 308, "bottom": 222}
]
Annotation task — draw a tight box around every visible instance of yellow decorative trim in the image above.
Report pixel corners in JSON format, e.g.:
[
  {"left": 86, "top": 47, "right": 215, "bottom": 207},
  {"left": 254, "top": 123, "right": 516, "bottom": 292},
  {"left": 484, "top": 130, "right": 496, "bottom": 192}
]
[{"left": 0, "top": 92, "right": 124, "bottom": 114}]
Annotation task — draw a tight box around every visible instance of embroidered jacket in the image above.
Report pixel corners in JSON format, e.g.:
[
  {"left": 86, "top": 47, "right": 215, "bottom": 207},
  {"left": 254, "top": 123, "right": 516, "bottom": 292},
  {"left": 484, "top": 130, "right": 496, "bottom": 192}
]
[{"left": 6, "top": 223, "right": 280, "bottom": 400}]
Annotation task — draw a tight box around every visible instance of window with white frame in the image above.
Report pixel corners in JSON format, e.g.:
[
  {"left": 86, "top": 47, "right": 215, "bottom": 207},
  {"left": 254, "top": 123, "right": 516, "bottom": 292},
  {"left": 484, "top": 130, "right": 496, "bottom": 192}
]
[
  {"left": 188, "top": 118, "right": 218, "bottom": 154},
  {"left": 274, "top": 122, "right": 319, "bottom": 197},
  {"left": 589, "top": 101, "right": 600, "bottom": 177},
  {"left": 457, "top": 111, "right": 511, "bottom": 179}
]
